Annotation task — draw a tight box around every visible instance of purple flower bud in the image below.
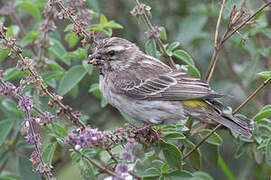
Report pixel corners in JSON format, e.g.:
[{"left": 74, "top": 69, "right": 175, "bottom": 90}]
[
  {"left": 25, "top": 133, "right": 41, "bottom": 145},
  {"left": 120, "top": 151, "right": 134, "bottom": 162},
  {"left": 115, "top": 163, "right": 128, "bottom": 174},
  {"left": 18, "top": 95, "right": 33, "bottom": 111},
  {"left": 30, "top": 150, "right": 41, "bottom": 165},
  {"left": 41, "top": 111, "right": 54, "bottom": 125},
  {"left": 125, "top": 138, "right": 136, "bottom": 151}
]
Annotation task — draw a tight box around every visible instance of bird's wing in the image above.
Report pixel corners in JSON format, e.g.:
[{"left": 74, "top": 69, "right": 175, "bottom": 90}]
[{"left": 114, "top": 61, "right": 224, "bottom": 100}]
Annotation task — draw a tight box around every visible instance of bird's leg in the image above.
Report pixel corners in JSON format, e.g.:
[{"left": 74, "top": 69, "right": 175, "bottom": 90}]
[{"left": 136, "top": 124, "right": 161, "bottom": 141}]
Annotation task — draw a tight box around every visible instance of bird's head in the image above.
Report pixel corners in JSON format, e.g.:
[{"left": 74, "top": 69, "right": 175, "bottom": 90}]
[{"left": 88, "top": 37, "right": 140, "bottom": 73}]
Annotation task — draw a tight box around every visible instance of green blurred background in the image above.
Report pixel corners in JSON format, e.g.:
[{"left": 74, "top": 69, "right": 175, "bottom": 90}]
[{"left": 0, "top": 0, "right": 270, "bottom": 179}]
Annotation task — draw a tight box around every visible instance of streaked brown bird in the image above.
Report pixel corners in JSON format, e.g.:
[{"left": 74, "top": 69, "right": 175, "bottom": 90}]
[{"left": 88, "top": 37, "right": 253, "bottom": 138}]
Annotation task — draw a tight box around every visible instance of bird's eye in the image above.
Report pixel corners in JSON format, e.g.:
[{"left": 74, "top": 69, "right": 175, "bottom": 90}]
[{"left": 107, "top": 50, "right": 116, "bottom": 56}]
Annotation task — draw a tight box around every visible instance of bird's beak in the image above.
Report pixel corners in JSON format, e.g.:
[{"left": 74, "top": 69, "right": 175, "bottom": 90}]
[{"left": 88, "top": 52, "right": 101, "bottom": 65}]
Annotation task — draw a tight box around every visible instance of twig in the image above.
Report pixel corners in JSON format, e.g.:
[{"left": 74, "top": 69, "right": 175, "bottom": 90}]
[
  {"left": 129, "top": 171, "right": 142, "bottom": 180},
  {"left": 233, "top": 78, "right": 271, "bottom": 114},
  {"left": 214, "top": 0, "right": 226, "bottom": 48},
  {"left": 183, "top": 78, "right": 271, "bottom": 160},
  {"left": 185, "top": 2, "right": 271, "bottom": 160},
  {"left": 222, "top": 1, "right": 271, "bottom": 44},
  {"left": 0, "top": 30, "right": 86, "bottom": 129},
  {"left": 106, "top": 149, "right": 119, "bottom": 165},
  {"left": 73, "top": 148, "right": 124, "bottom": 179},
  {"left": 205, "top": 1, "right": 271, "bottom": 83},
  {"left": 132, "top": 0, "right": 177, "bottom": 70},
  {"left": 183, "top": 124, "right": 222, "bottom": 160}
]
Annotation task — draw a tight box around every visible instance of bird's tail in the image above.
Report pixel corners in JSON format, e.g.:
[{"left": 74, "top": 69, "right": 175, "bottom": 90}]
[
  {"left": 214, "top": 112, "right": 253, "bottom": 138},
  {"left": 183, "top": 100, "right": 253, "bottom": 138}
]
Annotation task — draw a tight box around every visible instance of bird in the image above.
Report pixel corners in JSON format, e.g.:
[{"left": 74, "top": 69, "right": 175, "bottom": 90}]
[{"left": 88, "top": 37, "right": 253, "bottom": 138}]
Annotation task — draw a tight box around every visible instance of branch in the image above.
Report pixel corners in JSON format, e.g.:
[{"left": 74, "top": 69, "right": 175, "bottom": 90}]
[
  {"left": 0, "top": 27, "right": 86, "bottom": 129},
  {"left": 132, "top": 0, "right": 177, "bottom": 70},
  {"left": 73, "top": 147, "right": 124, "bottom": 179},
  {"left": 184, "top": 1, "right": 271, "bottom": 160},
  {"left": 214, "top": 0, "right": 226, "bottom": 48},
  {"left": 205, "top": 1, "right": 271, "bottom": 83}
]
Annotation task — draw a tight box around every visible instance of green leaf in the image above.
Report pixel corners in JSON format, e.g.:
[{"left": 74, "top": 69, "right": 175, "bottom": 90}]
[
  {"left": 161, "top": 142, "right": 182, "bottom": 169},
  {"left": 48, "top": 61, "right": 65, "bottom": 72},
  {"left": 100, "top": 15, "right": 108, "bottom": 24},
  {"left": 187, "top": 65, "right": 201, "bottom": 78},
  {"left": 0, "top": 49, "right": 9, "bottom": 62},
  {"left": 80, "top": 159, "right": 96, "bottom": 180},
  {"left": 3, "top": 67, "right": 24, "bottom": 81},
  {"left": 218, "top": 156, "right": 236, "bottom": 180},
  {"left": 152, "top": 160, "right": 165, "bottom": 169},
  {"left": 89, "top": 83, "right": 102, "bottom": 99},
  {"left": 16, "top": 2, "right": 41, "bottom": 19},
  {"left": 64, "top": 24, "right": 74, "bottom": 32},
  {"left": 168, "top": 42, "right": 180, "bottom": 53},
  {"left": 173, "top": 50, "right": 194, "bottom": 66},
  {"left": 143, "top": 167, "right": 161, "bottom": 178},
  {"left": 253, "top": 109, "right": 271, "bottom": 122},
  {"left": 2, "top": 99, "right": 22, "bottom": 116},
  {"left": 20, "top": 31, "right": 38, "bottom": 47},
  {"left": 53, "top": 123, "right": 68, "bottom": 137},
  {"left": 70, "top": 84, "right": 79, "bottom": 98},
  {"left": 102, "top": 28, "right": 112, "bottom": 36},
  {"left": 58, "top": 65, "right": 87, "bottom": 95},
  {"left": 82, "top": 61, "right": 93, "bottom": 75},
  {"left": 107, "top": 21, "right": 123, "bottom": 29},
  {"left": 161, "top": 163, "right": 170, "bottom": 174},
  {"left": 65, "top": 32, "right": 78, "bottom": 48},
  {"left": 42, "top": 71, "right": 64, "bottom": 82},
  {"left": 266, "top": 138, "right": 271, "bottom": 166},
  {"left": 188, "top": 147, "right": 201, "bottom": 170},
  {"left": 42, "top": 143, "right": 56, "bottom": 164},
  {"left": 18, "top": 155, "right": 41, "bottom": 180},
  {"left": 162, "top": 132, "right": 186, "bottom": 141},
  {"left": 0, "top": 119, "right": 14, "bottom": 145},
  {"left": 6, "top": 25, "right": 19, "bottom": 38},
  {"left": 199, "top": 129, "right": 223, "bottom": 146},
  {"left": 0, "top": 151, "right": 10, "bottom": 168},
  {"left": 49, "top": 39, "right": 70, "bottom": 65},
  {"left": 166, "top": 170, "right": 193, "bottom": 180},
  {"left": 192, "top": 172, "right": 214, "bottom": 180},
  {"left": 145, "top": 39, "right": 160, "bottom": 59},
  {"left": 160, "top": 27, "right": 167, "bottom": 41},
  {"left": 258, "top": 71, "right": 271, "bottom": 79},
  {"left": 178, "top": 15, "right": 207, "bottom": 45}
]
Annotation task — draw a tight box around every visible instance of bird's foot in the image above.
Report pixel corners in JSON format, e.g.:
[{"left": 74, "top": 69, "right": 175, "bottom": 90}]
[{"left": 136, "top": 124, "right": 161, "bottom": 141}]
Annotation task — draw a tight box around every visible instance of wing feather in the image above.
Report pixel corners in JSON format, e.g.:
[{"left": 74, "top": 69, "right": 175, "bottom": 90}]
[{"left": 113, "top": 56, "right": 224, "bottom": 100}]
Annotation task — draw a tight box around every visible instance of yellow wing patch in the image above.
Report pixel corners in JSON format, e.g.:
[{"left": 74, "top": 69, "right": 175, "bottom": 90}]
[{"left": 183, "top": 100, "right": 208, "bottom": 107}]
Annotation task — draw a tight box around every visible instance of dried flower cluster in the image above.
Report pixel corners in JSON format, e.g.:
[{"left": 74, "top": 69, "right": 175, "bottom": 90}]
[
  {"left": 130, "top": 3, "right": 151, "bottom": 18},
  {"left": 65, "top": 125, "right": 158, "bottom": 150},
  {"left": 34, "top": 2, "right": 58, "bottom": 69}
]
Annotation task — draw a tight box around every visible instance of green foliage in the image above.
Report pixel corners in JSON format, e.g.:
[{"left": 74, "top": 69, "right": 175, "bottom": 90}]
[
  {"left": 42, "top": 143, "right": 56, "bottom": 164},
  {"left": 258, "top": 71, "right": 271, "bottom": 79},
  {"left": 58, "top": 65, "right": 87, "bottom": 95},
  {"left": 0, "top": 119, "right": 14, "bottom": 146},
  {"left": 18, "top": 156, "right": 41, "bottom": 180},
  {"left": 0, "top": 0, "right": 271, "bottom": 179},
  {"left": 16, "top": 2, "right": 41, "bottom": 19},
  {"left": 198, "top": 129, "right": 223, "bottom": 146}
]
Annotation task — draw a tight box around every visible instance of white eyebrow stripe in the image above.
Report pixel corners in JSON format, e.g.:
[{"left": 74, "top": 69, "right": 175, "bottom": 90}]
[{"left": 107, "top": 45, "right": 126, "bottom": 51}]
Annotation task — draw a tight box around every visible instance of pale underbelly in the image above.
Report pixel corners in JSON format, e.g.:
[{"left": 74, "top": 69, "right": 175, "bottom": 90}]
[{"left": 107, "top": 93, "right": 186, "bottom": 124}]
